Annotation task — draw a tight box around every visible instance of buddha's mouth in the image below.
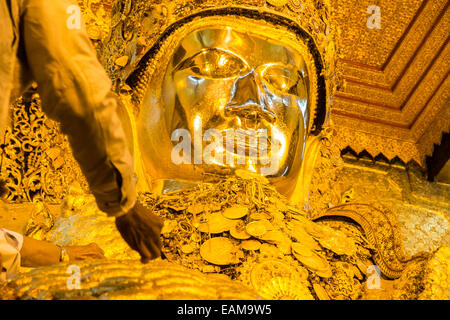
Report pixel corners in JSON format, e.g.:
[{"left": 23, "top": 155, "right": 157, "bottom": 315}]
[
  {"left": 194, "top": 127, "right": 283, "bottom": 174},
  {"left": 222, "top": 128, "right": 273, "bottom": 157}
]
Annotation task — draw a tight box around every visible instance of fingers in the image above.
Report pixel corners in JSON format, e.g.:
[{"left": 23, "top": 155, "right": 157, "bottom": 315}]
[
  {"left": 138, "top": 239, "right": 151, "bottom": 264},
  {"left": 67, "top": 243, "right": 106, "bottom": 261},
  {"left": 136, "top": 225, "right": 162, "bottom": 263},
  {"left": 86, "top": 243, "right": 105, "bottom": 259},
  {"left": 115, "top": 215, "right": 139, "bottom": 251},
  {"left": 115, "top": 201, "right": 163, "bottom": 264}
]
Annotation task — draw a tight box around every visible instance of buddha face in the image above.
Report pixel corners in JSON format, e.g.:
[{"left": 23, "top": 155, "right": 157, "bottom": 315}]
[{"left": 138, "top": 26, "right": 311, "bottom": 192}]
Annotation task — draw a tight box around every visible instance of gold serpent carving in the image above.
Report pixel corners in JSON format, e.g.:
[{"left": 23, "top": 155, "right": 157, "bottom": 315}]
[{"left": 312, "top": 203, "right": 430, "bottom": 279}]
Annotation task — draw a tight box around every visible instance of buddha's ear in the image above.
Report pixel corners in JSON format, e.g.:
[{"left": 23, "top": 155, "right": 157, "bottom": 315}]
[
  {"left": 288, "top": 132, "right": 323, "bottom": 209},
  {"left": 114, "top": 93, "right": 152, "bottom": 193}
]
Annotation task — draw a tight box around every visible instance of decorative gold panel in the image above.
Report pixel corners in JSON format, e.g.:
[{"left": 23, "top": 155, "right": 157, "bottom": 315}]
[{"left": 330, "top": 0, "right": 450, "bottom": 165}]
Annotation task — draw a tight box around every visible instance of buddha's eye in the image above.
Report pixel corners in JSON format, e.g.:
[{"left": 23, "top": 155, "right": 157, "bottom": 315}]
[
  {"left": 262, "top": 64, "right": 301, "bottom": 95},
  {"left": 179, "top": 49, "right": 247, "bottom": 78}
]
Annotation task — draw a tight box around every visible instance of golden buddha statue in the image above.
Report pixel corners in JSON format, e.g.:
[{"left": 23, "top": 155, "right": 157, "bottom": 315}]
[
  {"left": 1, "top": 0, "right": 448, "bottom": 300},
  {"left": 137, "top": 24, "right": 318, "bottom": 201},
  {"left": 109, "top": 0, "right": 334, "bottom": 210}
]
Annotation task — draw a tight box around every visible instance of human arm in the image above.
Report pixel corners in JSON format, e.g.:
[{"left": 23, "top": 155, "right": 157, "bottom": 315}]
[
  {"left": 20, "top": 236, "right": 105, "bottom": 267},
  {"left": 20, "top": 0, "right": 162, "bottom": 261}
]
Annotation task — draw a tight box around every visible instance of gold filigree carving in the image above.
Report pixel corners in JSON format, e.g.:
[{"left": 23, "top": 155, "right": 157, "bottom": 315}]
[
  {"left": 312, "top": 202, "right": 431, "bottom": 279},
  {"left": 0, "top": 90, "right": 88, "bottom": 203}
]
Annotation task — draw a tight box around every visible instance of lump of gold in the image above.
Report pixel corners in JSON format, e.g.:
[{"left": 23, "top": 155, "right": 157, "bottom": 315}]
[
  {"left": 161, "top": 219, "right": 178, "bottom": 234},
  {"left": 114, "top": 55, "right": 129, "bottom": 67}
]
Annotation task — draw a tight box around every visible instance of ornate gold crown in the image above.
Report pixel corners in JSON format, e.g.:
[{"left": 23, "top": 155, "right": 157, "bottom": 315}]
[{"left": 98, "top": 0, "right": 338, "bottom": 134}]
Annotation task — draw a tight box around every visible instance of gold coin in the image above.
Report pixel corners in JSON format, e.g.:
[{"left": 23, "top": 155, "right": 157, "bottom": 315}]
[
  {"left": 292, "top": 251, "right": 332, "bottom": 278},
  {"left": 188, "top": 203, "right": 205, "bottom": 215},
  {"left": 303, "top": 221, "right": 329, "bottom": 239},
  {"left": 313, "top": 283, "right": 330, "bottom": 300},
  {"left": 161, "top": 220, "right": 177, "bottom": 234},
  {"left": 180, "top": 243, "right": 194, "bottom": 254},
  {"left": 276, "top": 236, "right": 292, "bottom": 255},
  {"left": 291, "top": 242, "right": 314, "bottom": 257},
  {"left": 222, "top": 205, "right": 249, "bottom": 219},
  {"left": 259, "top": 230, "right": 284, "bottom": 243},
  {"left": 287, "top": 223, "right": 321, "bottom": 251},
  {"left": 249, "top": 212, "right": 271, "bottom": 220},
  {"left": 317, "top": 236, "right": 357, "bottom": 256},
  {"left": 258, "top": 277, "right": 314, "bottom": 300},
  {"left": 250, "top": 260, "right": 298, "bottom": 292},
  {"left": 241, "top": 240, "right": 261, "bottom": 251},
  {"left": 200, "top": 237, "right": 240, "bottom": 265},
  {"left": 198, "top": 212, "right": 239, "bottom": 233},
  {"left": 260, "top": 243, "right": 281, "bottom": 257},
  {"left": 260, "top": 219, "right": 274, "bottom": 231},
  {"left": 230, "top": 223, "right": 251, "bottom": 240},
  {"left": 246, "top": 221, "right": 268, "bottom": 237},
  {"left": 266, "top": 0, "right": 288, "bottom": 7}
]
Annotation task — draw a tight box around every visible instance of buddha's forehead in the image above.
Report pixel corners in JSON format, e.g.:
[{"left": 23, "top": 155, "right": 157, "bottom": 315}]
[{"left": 172, "top": 26, "right": 305, "bottom": 70}]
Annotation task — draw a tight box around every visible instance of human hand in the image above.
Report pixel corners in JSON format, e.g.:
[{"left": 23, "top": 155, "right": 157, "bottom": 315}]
[
  {"left": 64, "top": 243, "right": 105, "bottom": 261},
  {"left": 0, "top": 253, "right": 4, "bottom": 281},
  {"left": 115, "top": 201, "right": 163, "bottom": 263}
]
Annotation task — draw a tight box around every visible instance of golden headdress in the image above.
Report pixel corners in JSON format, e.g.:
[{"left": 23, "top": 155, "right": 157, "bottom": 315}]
[{"left": 98, "top": 0, "right": 339, "bottom": 135}]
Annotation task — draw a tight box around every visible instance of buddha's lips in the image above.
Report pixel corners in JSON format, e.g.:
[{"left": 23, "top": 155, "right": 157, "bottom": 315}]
[{"left": 221, "top": 129, "right": 273, "bottom": 156}]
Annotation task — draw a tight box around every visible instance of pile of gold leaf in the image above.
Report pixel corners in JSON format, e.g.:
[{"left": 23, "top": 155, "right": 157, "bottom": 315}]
[
  {"left": 140, "top": 170, "right": 378, "bottom": 300},
  {"left": 0, "top": 259, "right": 258, "bottom": 300}
]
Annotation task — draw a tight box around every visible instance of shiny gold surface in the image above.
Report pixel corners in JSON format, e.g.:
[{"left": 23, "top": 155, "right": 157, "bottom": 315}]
[
  {"left": 138, "top": 25, "right": 313, "bottom": 187},
  {"left": 129, "top": 14, "right": 324, "bottom": 205}
]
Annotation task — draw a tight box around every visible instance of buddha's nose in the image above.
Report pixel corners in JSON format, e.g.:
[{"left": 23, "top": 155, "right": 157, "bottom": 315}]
[{"left": 225, "top": 70, "right": 276, "bottom": 124}]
